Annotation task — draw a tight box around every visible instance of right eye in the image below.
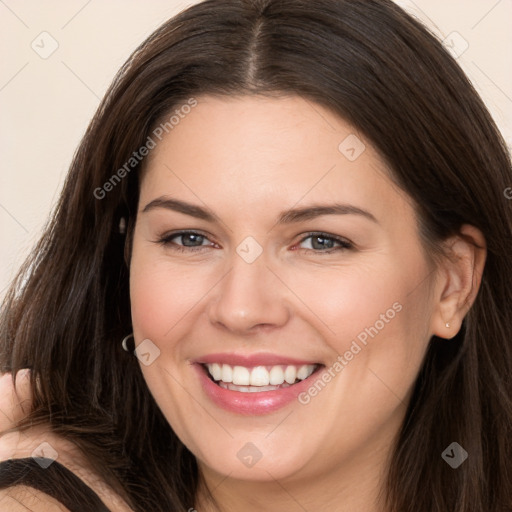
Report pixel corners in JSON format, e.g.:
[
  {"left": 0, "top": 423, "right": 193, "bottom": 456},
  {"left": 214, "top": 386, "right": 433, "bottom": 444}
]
[{"left": 156, "top": 230, "right": 217, "bottom": 252}]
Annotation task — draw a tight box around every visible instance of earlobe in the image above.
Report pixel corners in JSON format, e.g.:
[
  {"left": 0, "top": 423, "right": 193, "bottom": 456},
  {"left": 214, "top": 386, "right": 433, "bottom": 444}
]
[{"left": 431, "top": 224, "right": 486, "bottom": 340}]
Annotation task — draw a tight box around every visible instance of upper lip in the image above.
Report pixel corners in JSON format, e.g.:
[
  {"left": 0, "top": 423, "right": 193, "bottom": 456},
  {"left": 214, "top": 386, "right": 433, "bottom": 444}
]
[{"left": 193, "top": 352, "right": 321, "bottom": 367}]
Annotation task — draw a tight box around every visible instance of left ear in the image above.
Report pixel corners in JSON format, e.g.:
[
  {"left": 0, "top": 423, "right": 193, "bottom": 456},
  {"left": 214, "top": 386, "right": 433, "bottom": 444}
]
[{"left": 430, "top": 224, "right": 487, "bottom": 339}]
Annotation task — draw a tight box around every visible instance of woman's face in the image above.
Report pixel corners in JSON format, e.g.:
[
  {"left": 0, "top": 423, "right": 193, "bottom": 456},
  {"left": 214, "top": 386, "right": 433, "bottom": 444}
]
[{"left": 130, "top": 95, "right": 441, "bottom": 486}]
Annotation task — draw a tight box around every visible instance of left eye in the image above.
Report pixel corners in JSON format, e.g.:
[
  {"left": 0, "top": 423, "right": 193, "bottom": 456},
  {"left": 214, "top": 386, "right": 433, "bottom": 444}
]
[{"left": 297, "top": 233, "right": 353, "bottom": 252}]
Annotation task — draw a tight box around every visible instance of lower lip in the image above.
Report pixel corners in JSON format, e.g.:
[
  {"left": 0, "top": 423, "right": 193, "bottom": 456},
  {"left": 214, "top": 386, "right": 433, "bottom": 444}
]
[{"left": 194, "top": 363, "right": 323, "bottom": 415}]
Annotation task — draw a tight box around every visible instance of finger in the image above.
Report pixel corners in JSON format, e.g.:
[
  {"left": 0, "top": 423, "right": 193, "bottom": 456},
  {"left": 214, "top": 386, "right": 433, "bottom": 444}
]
[
  {"left": 13, "top": 369, "right": 33, "bottom": 417},
  {"left": 0, "top": 370, "right": 33, "bottom": 431}
]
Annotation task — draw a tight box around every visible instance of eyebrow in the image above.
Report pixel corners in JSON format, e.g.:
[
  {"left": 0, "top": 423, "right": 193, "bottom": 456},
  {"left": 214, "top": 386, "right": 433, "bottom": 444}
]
[{"left": 142, "top": 197, "right": 378, "bottom": 225}]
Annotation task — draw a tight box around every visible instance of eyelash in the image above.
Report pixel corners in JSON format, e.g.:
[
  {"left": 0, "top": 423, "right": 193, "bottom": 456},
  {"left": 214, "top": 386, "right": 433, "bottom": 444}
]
[{"left": 155, "top": 230, "right": 354, "bottom": 254}]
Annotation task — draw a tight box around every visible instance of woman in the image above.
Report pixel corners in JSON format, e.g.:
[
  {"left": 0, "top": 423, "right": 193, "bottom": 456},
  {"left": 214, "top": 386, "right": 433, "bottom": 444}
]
[{"left": 1, "top": 0, "right": 511, "bottom": 510}]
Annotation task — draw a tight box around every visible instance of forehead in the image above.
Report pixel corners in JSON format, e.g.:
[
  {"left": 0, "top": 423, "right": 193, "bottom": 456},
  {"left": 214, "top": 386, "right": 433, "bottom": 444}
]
[{"left": 140, "top": 94, "right": 412, "bottom": 224}]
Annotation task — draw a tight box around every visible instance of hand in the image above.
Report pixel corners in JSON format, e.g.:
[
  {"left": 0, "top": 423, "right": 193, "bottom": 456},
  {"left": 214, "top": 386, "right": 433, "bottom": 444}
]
[{"left": 0, "top": 372, "right": 132, "bottom": 511}]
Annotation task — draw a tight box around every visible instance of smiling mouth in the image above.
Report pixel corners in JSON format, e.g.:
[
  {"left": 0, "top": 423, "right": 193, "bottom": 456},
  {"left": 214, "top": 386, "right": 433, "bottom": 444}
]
[{"left": 201, "top": 362, "right": 323, "bottom": 393}]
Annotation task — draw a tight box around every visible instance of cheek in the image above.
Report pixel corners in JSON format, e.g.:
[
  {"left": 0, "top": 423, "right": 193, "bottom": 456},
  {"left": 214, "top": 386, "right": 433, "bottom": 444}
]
[
  {"left": 129, "top": 245, "right": 211, "bottom": 342},
  {"left": 287, "top": 252, "right": 433, "bottom": 392},
  {"left": 284, "top": 259, "right": 412, "bottom": 347},
  {"left": 128, "top": 247, "right": 207, "bottom": 445},
  {"left": 287, "top": 261, "right": 433, "bottom": 463}
]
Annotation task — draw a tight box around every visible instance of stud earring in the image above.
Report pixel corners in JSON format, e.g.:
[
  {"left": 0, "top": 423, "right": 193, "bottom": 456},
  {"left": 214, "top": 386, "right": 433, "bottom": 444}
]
[{"left": 445, "top": 322, "right": 450, "bottom": 328}]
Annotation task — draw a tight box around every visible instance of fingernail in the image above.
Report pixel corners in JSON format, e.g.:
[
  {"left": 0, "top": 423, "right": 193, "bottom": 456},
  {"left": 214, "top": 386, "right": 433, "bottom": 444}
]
[{"left": 16, "top": 369, "right": 31, "bottom": 381}]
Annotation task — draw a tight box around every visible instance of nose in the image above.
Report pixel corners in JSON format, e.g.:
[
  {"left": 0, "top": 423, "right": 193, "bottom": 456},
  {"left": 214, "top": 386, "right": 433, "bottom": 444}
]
[{"left": 207, "top": 251, "right": 291, "bottom": 335}]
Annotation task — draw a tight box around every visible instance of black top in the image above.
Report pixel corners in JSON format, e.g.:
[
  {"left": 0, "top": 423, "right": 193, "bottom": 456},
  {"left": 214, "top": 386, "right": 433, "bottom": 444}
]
[{"left": 0, "top": 457, "right": 112, "bottom": 511}]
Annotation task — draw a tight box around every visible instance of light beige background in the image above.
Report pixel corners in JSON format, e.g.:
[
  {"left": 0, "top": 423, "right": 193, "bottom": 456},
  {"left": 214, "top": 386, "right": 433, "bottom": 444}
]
[{"left": 1, "top": 0, "right": 511, "bottom": 299}]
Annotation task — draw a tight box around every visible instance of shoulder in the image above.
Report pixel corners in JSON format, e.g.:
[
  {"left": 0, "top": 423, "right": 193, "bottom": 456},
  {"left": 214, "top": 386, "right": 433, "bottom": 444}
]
[
  {"left": 0, "top": 485, "right": 70, "bottom": 511},
  {"left": 0, "top": 371, "right": 131, "bottom": 511},
  {"left": 0, "top": 426, "right": 132, "bottom": 511}
]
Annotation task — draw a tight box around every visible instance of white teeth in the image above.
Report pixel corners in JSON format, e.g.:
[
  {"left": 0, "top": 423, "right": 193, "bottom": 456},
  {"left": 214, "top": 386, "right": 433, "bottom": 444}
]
[
  {"left": 221, "top": 364, "right": 233, "bottom": 383},
  {"left": 211, "top": 363, "right": 222, "bottom": 381},
  {"left": 232, "top": 366, "right": 250, "bottom": 385},
  {"left": 206, "top": 363, "right": 317, "bottom": 388},
  {"left": 250, "top": 366, "right": 269, "bottom": 386},
  {"left": 297, "top": 365, "right": 311, "bottom": 380},
  {"left": 269, "top": 366, "right": 285, "bottom": 385},
  {"left": 219, "top": 382, "right": 292, "bottom": 392},
  {"left": 284, "top": 365, "right": 297, "bottom": 384}
]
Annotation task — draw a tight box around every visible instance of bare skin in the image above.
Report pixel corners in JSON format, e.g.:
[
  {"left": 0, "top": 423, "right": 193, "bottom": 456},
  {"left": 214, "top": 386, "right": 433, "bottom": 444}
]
[
  {"left": 130, "top": 95, "right": 486, "bottom": 511},
  {"left": 0, "top": 371, "right": 133, "bottom": 511},
  {"left": 0, "top": 95, "right": 486, "bottom": 512}
]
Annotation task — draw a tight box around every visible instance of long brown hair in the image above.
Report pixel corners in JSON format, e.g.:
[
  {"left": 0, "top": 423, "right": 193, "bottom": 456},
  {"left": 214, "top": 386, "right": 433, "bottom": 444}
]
[{"left": 1, "top": 0, "right": 511, "bottom": 510}]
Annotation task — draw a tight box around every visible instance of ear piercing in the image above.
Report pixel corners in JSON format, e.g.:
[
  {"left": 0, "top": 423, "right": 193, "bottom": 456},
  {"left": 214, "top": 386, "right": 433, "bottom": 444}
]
[
  {"left": 445, "top": 322, "right": 450, "bottom": 328},
  {"left": 122, "top": 333, "right": 134, "bottom": 351}
]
